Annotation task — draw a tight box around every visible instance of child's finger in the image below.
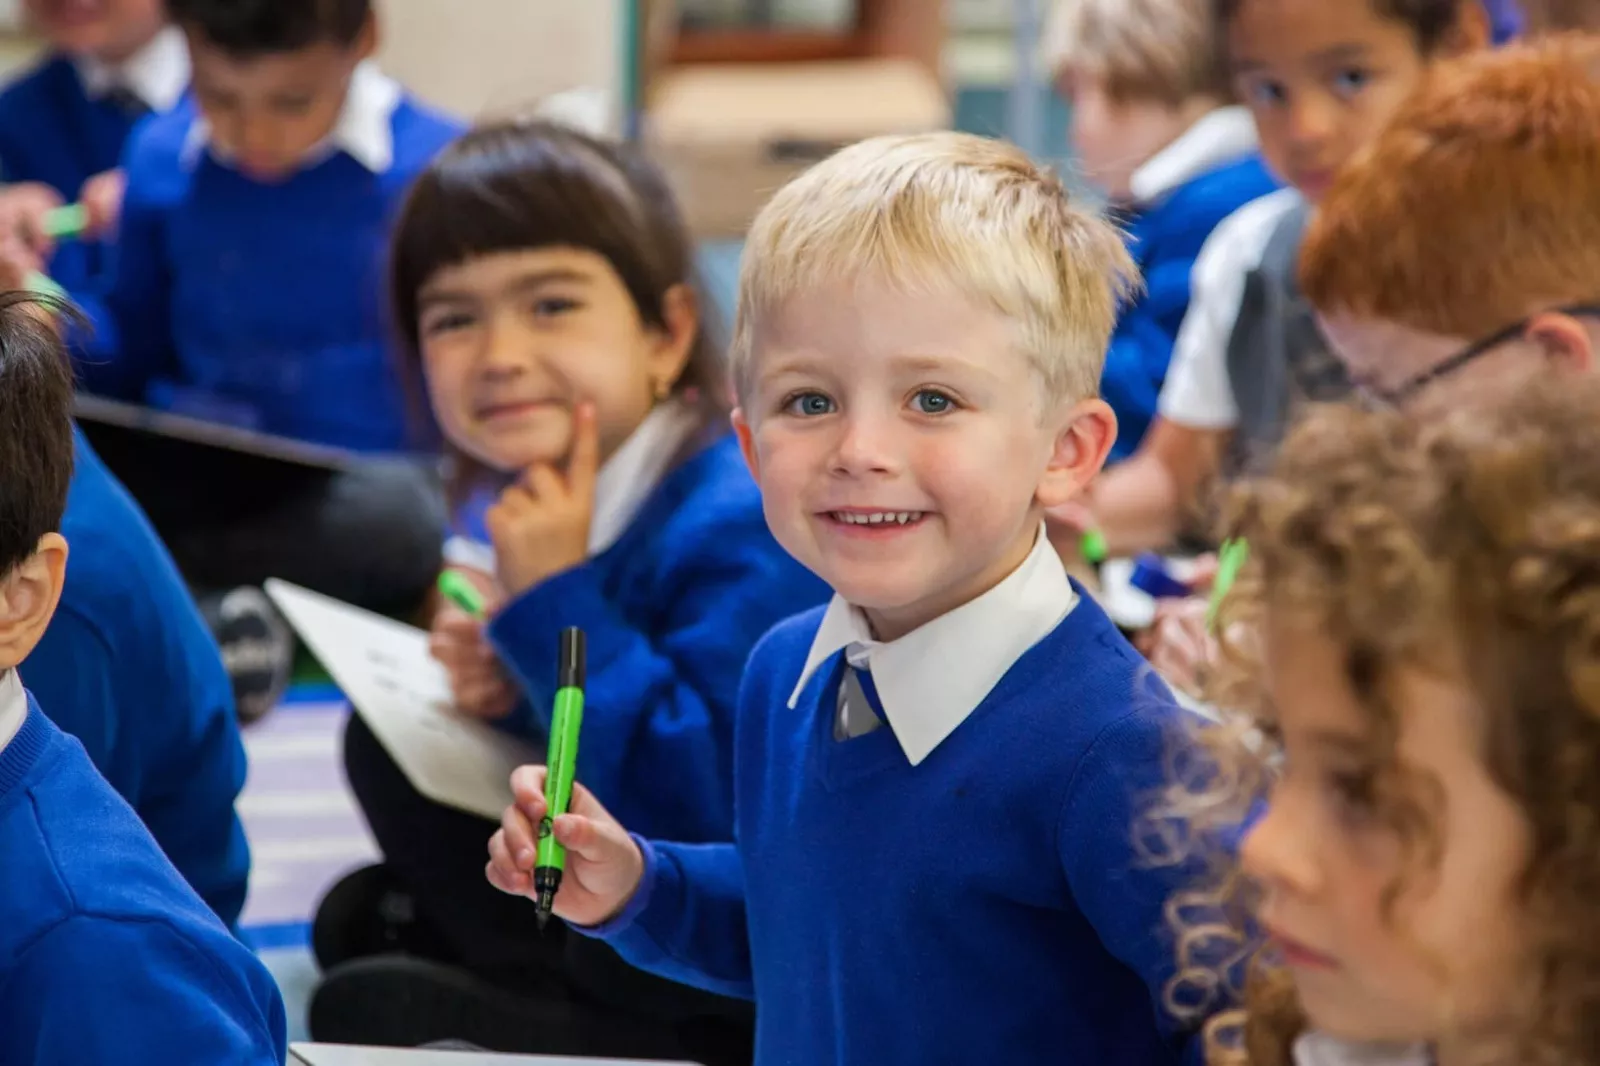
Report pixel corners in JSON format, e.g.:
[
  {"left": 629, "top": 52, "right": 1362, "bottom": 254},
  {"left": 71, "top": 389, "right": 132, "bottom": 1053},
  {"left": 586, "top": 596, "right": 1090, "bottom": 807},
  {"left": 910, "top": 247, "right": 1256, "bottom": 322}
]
[
  {"left": 550, "top": 812, "right": 625, "bottom": 864},
  {"left": 486, "top": 832, "right": 531, "bottom": 894},
  {"left": 565, "top": 403, "right": 601, "bottom": 499},
  {"left": 524, "top": 464, "right": 563, "bottom": 501},
  {"left": 510, "top": 764, "right": 549, "bottom": 808},
  {"left": 500, "top": 804, "right": 540, "bottom": 868}
]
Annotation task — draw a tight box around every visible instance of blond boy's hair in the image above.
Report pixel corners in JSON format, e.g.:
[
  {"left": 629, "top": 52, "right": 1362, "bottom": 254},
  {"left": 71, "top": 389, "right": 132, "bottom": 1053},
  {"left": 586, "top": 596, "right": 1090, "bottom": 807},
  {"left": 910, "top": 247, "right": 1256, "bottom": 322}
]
[
  {"left": 730, "top": 131, "right": 1139, "bottom": 408},
  {"left": 1043, "top": 0, "right": 1230, "bottom": 105},
  {"left": 1302, "top": 35, "right": 1600, "bottom": 337}
]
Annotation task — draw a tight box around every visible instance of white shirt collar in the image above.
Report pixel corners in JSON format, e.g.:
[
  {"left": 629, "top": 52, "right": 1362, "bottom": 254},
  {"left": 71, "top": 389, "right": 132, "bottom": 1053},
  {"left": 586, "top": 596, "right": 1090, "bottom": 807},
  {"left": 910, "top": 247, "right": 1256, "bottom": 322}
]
[
  {"left": 787, "top": 525, "right": 1077, "bottom": 766},
  {"left": 588, "top": 399, "right": 701, "bottom": 555},
  {"left": 74, "top": 25, "right": 191, "bottom": 114},
  {"left": 1128, "top": 105, "right": 1259, "bottom": 204},
  {"left": 182, "top": 60, "right": 401, "bottom": 174},
  {"left": 0, "top": 669, "right": 26, "bottom": 755},
  {"left": 1293, "top": 1033, "right": 1430, "bottom": 1066}
]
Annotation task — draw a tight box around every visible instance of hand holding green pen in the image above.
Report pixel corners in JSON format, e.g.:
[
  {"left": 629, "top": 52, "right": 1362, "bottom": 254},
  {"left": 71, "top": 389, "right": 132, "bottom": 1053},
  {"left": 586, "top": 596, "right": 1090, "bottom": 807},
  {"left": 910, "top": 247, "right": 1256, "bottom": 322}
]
[{"left": 430, "top": 571, "right": 518, "bottom": 721}]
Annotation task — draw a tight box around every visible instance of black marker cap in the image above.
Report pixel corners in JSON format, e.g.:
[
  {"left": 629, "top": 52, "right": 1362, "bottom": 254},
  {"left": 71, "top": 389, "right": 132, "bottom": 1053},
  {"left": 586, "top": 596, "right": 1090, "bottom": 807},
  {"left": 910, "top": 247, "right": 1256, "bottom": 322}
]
[{"left": 558, "top": 627, "right": 586, "bottom": 689}]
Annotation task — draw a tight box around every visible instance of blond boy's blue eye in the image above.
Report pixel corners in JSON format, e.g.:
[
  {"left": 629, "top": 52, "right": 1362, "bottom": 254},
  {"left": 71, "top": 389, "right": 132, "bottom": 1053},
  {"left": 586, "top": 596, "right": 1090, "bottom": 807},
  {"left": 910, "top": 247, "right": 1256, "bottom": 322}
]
[
  {"left": 912, "top": 390, "right": 954, "bottom": 414},
  {"left": 785, "top": 392, "right": 834, "bottom": 416}
]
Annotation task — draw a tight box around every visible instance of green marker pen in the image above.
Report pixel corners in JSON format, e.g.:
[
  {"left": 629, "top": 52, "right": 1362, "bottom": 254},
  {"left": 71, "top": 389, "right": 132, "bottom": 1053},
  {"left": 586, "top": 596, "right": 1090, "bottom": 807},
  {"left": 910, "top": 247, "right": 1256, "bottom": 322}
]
[
  {"left": 1206, "top": 538, "right": 1250, "bottom": 631},
  {"left": 534, "top": 626, "right": 586, "bottom": 932},
  {"left": 437, "top": 570, "right": 486, "bottom": 619},
  {"left": 41, "top": 204, "right": 88, "bottom": 241}
]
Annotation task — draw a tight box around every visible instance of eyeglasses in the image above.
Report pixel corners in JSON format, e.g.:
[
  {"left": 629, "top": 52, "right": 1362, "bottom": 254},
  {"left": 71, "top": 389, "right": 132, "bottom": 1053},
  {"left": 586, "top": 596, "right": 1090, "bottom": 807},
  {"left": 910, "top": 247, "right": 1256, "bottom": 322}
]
[{"left": 1354, "top": 303, "right": 1600, "bottom": 409}]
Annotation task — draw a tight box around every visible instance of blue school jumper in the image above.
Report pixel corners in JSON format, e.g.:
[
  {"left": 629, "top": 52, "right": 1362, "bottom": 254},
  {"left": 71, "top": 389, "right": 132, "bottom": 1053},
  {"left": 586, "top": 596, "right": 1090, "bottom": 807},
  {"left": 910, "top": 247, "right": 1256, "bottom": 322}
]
[
  {"left": 20, "top": 427, "right": 249, "bottom": 929},
  {"left": 487, "top": 431, "right": 832, "bottom": 843},
  {"left": 0, "top": 53, "right": 157, "bottom": 292},
  {"left": 1104, "top": 154, "right": 1278, "bottom": 461},
  {"left": 588, "top": 593, "right": 1200, "bottom": 1066},
  {"left": 74, "top": 94, "right": 463, "bottom": 450},
  {"left": 0, "top": 697, "right": 286, "bottom": 1065}
]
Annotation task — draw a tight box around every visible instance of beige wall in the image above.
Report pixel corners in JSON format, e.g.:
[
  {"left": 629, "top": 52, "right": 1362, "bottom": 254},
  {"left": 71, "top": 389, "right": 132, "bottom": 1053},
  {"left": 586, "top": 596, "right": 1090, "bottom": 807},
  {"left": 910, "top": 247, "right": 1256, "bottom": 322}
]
[{"left": 375, "top": 0, "right": 623, "bottom": 129}]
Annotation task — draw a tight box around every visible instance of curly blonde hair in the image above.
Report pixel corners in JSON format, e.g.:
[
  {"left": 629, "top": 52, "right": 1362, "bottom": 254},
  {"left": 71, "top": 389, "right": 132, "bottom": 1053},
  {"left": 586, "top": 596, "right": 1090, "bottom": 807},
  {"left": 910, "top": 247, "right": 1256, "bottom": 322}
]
[{"left": 1160, "top": 376, "right": 1600, "bottom": 1066}]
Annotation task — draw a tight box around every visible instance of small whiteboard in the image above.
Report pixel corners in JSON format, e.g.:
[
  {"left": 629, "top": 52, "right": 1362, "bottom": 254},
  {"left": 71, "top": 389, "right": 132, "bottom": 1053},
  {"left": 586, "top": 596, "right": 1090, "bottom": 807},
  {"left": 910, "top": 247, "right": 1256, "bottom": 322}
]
[{"left": 265, "top": 579, "right": 538, "bottom": 822}]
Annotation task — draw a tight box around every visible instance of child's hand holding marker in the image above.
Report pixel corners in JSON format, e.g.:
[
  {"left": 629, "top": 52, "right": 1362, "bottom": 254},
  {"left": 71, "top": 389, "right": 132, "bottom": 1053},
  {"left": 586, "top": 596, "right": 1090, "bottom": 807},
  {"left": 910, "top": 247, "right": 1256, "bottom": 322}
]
[
  {"left": 430, "top": 570, "right": 518, "bottom": 721},
  {"left": 79, "top": 168, "right": 127, "bottom": 238},
  {"left": 486, "top": 403, "right": 600, "bottom": 597},
  {"left": 487, "top": 763, "right": 644, "bottom": 927}
]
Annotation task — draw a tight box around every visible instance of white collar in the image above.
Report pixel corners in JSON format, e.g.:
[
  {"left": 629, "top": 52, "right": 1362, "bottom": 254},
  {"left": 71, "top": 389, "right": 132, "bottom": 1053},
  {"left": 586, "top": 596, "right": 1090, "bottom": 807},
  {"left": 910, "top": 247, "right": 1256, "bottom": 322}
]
[
  {"left": 182, "top": 60, "right": 401, "bottom": 174},
  {"left": 588, "top": 399, "right": 701, "bottom": 555},
  {"left": 787, "top": 525, "right": 1076, "bottom": 766},
  {"left": 1293, "top": 1033, "right": 1430, "bottom": 1066},
  {"left": 0, "top": 669, "right": 26, "bottom": 755},
  {"left": 1128, "top": 106, "right": 1259, "bottom": 204},
  {"left": 74, "top": 25, "right": 190, "bottom": 114}
]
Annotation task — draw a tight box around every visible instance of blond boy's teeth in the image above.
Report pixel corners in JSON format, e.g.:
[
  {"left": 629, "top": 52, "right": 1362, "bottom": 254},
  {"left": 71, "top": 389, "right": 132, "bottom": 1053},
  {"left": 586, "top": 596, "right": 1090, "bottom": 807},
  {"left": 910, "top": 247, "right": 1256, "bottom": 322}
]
[{"left": 832, "top": 511, "right": 922, "bottom": 526}]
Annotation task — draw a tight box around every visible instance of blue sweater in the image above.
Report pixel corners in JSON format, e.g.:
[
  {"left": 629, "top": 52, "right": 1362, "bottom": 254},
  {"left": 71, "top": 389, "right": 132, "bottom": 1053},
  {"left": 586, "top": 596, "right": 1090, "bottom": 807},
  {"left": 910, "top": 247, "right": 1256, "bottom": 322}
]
[
  {"left": 487, "top": 431, "right": 831, "bottom": 844},
  {"left": 0, "top": 699, "right": 285, "bottom": 1064},
  {"left": 1103, "top": 155, "right": 1278, "bottom": 461},
  {"left": 74, "top": 96, "right": 463, "bottom": 451},
  {"left": 592, "top": 592, "right": 1201, "bottom": 1066},
  {"left": 20, "top": 428, "right": 249, "bottom": 929},
  {"left": 0, "top": 54, "right": 153, "bottom": 292}
]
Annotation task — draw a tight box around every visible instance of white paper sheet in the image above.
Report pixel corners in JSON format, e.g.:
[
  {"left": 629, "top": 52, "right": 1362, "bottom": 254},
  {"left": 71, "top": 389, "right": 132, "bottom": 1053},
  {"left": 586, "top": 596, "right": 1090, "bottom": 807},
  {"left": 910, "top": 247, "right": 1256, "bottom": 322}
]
[{"left": 264, "top": 579, "right": 539, "bottom": 821}]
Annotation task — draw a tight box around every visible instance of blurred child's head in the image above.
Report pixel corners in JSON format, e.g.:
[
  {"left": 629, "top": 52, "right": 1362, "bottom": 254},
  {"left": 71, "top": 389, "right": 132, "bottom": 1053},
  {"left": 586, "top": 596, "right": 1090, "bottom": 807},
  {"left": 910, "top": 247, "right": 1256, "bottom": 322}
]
[
  {"left": 1217, "top": 0, "right": 1486, "bottom": 201},
  {"left": 729, "top": 132, "right": 1135, "bottom": 641},
  {"left": 165, "top": 0, "right": 375, "bottom": 182},
  {"left": 0, "top": 294, "right": 75, "bottom": 672},
  {"left": 24, "top": 0, "right": 166, "bottom": 63},
  {"left": 390, "top": 119, "right": 724, "bottom": 503},
  {"left": 1164, "top": 378, "right": 1600, "bottom": 1066},
  {"left": 1046, "top": 0, "right": 1232, "bottom": 200},
  {"left": 1302, "top": 37, "right": 1600, "bottom": 412}
]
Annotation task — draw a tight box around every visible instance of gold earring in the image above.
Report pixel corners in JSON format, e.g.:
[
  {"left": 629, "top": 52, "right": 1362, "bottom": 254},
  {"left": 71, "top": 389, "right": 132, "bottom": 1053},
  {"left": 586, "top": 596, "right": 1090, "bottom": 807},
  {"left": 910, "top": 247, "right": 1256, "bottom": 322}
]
[{"left": 653, "top": 378, "right": 673, "bottom": 402}]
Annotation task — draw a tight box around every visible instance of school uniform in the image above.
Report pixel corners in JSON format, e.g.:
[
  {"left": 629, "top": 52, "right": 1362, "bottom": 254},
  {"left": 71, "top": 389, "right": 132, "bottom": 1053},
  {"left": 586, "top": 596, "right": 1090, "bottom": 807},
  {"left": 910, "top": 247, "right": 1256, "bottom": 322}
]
[
  {"left": 0, "top": 672, "right": 286, "bottom": 1065},
  {"left": 1155, "top": 189, "right": 1352, "bottom": 484},
  {"left": 1103, "top": 106, "right": 1278, "bottom": 461},
  {"left": 68, "top": 61, "right": 462, "bottom": 616},
  {"left": 19, "top": 428, "right": 250, "bottom": 929},
  {"left": 317, "top": 408, "right": 830, "bottom": 1056},
  {"left": 0, "top": 27, "right": 189, "bottom": 291},
  {"left": 585, "top": 529, "right": 1202, "bottom": 1066}
]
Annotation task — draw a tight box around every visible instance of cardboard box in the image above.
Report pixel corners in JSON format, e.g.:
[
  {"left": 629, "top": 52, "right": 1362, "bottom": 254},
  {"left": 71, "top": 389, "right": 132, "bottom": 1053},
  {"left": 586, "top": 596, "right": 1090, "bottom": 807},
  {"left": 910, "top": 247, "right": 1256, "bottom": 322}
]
[{"left": 643, "top": 57, "right": 951, "bottom": 238}]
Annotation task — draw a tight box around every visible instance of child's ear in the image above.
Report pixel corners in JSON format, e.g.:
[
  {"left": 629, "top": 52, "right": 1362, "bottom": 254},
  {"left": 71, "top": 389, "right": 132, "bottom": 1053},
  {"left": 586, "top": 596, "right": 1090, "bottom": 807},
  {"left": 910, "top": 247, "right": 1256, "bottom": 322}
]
[
  {"left": 352, "top": 8, "right": 380, "bottom": 62},
  {"left": 0, "top": 534, "right": 67, "bottom": 667},
  {"left": 1526, "top": 311, "right": 1598, "bottom": 376},
  {"left": 1440, "top": 0, "right": 1491, "bottom": 55},
  {"left": 1036, "top": 399, "right": 1116, "bottom": 510},
  {"left": 648, "top": 283, "right": 699, "bottom": 397},
  {"left": 731, "top": 407, "right": 760, "bottom": 479}
]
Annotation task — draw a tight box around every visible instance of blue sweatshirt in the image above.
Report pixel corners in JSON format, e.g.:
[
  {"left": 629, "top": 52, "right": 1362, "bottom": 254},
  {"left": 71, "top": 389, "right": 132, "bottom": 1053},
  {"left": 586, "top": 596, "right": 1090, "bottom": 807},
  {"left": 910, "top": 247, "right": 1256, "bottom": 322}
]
[
  {"left": 74, "top": 94, "right": 463, "bottom": 450},
  {"left": 1103, "top": 154, "right": 1278, "bottom": 461},
  {"left": 0, "top": 54, "right": 153, "bottom": 292},
  {"left": 487, "top": 431, "right": 831, "bottom": 844},
  {"left": 21, "top": 428, "right": 249, "bottom": 929},
  {"left": 0, "top": 695, "right": 286, "bottom": 1065},
  {"left": 591, "top": 593, "right": 1200, "bottom": 1066}
]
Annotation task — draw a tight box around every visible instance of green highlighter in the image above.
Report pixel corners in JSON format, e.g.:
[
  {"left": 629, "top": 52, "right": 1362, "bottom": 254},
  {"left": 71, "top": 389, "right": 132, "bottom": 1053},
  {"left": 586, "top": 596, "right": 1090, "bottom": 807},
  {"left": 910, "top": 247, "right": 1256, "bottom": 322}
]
[
  {"left": 437, "top": 570, "right": 486, "bottom": 619},
  {"left": 41, "top": 204, "right": 88, "bottom": 241},
  {"left": 1207, "top": 538, "right": 1250, "bottom": 631},
  {"left": 534, "top": 626, "right": 586, "bottom": 931}
]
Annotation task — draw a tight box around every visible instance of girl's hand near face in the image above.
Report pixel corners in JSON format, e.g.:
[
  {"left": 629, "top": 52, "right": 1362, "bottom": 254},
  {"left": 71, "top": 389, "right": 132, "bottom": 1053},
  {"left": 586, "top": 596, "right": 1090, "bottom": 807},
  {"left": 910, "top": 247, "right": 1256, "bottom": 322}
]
[{"left": 487, "top": 403, "right": 601, "bottom": 598}]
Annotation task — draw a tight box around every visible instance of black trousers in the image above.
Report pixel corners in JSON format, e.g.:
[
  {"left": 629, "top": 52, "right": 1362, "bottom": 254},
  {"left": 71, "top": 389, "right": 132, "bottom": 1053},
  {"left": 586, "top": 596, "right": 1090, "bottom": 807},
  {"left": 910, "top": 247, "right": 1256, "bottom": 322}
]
[
  {"left": 81, "top": 422, "right": 445, "bottom": 616},
  {"left": 341, "top": 714, "right": 756, "bottom": 1062}
]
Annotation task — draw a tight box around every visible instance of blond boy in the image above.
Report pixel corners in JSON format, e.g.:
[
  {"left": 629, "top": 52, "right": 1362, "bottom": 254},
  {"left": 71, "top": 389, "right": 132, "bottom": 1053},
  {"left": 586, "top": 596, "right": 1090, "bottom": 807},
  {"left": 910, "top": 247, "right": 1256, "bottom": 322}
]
[
  {"left": 487, "top": 132, "right": 1203, "bottom": 1066},
  {"left": 1046, "top": 0, "right": 1276, "bottom": 459}
]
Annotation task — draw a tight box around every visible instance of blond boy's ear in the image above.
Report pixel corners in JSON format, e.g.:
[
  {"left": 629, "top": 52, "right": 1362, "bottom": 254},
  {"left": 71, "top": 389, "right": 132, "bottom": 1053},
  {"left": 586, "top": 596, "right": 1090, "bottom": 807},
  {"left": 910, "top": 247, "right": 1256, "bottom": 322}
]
[
  {"left": 732, "top": 408, "right": 760, "bottom": 481},
  {"left": 1037, "top": 399, "right": 1117, "bottom": 510},
  {"left": 0, "top": 533, "right": 67, "bottom": 670}
]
